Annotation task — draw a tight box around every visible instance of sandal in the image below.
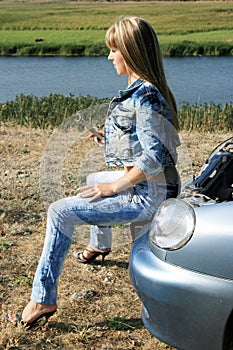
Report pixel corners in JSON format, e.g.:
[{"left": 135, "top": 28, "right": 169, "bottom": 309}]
[
  {"left": 5, "top": 310, "right": 56, "bottom": 329},
  {"left": 73, "top": 247, "right": 111, "bottom": 266}
]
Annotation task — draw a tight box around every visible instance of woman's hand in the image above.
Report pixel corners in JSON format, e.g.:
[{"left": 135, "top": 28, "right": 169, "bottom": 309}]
[
  {"left": 79, "top": 166, "right": 146, "bottom": 202},
  {"left": 89, "top": 129, "right": 105, "bottom": 145},
  {"left": 79, "top": 183, "right": 117, "bottom": 202}
]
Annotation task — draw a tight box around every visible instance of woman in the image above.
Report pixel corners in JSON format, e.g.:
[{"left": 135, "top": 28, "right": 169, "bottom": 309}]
[{"left": 7, "top": 16, "right": 180, "bottom": 326}]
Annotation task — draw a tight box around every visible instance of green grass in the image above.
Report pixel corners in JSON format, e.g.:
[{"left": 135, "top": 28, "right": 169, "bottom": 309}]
[
  {"left": 0, "top": 1, "right": 232, "bottom": 33},
  {"left": 0, "top": 239, "right": 15, "bottom": 251},
  {"left": 13, "top": 276, "right": 33, "bottom": 287},
  {"left": 0, "top": 1, "right": 232, "bottom": 56},
  {"left": 1, "top": 28, "right": 231, "bottom": 45},
  {"left": 0, "top": 29, "right": 108, "bottom": 56}
]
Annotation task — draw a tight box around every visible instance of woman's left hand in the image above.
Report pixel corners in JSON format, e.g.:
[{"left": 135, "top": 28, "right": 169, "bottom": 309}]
[{"left": 79, "top": 183, "right": 117, "bottom": 202}]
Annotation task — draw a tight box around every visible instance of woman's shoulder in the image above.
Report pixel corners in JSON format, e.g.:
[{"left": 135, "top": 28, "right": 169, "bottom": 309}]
[
  {"left": 134, "top": 80, "right": 167, "bottom": 108},
  {"left": 137, "top": 80, "right": 161, "bottom": 96}
]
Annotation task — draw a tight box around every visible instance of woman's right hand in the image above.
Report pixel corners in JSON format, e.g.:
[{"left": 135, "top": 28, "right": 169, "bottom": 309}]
[{"left": 79, "top": 182, "right": 117, "bottom": 202}]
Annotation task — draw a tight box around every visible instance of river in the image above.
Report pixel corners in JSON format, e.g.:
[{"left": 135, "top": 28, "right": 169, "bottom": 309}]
[{"left": 0, "top": 56, "right": 232, "bottom": 104}]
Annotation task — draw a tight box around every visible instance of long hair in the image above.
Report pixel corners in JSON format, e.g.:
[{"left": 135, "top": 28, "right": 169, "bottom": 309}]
[{"left": 105, "top": 16, "right": 179, "bottom": 130}]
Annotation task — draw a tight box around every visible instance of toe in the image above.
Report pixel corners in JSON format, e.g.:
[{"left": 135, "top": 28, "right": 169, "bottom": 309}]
[{"left": 5, "top": 313, "right": 22, "bottom": 324}]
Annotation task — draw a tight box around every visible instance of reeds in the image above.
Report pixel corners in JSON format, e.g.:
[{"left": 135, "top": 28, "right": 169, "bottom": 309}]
[
  {"left": 178, "top": 102, "right": 233, "bottom": 132},
  {"left": 0, "top": 94, "right": 232, "bottom": 131},
  {"left": 0, "top": 94, "right": 109, "bottom": 129}
]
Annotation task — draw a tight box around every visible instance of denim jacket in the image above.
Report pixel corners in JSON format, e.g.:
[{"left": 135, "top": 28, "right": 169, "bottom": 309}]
[{"left": 104, "top": 79, "right": 180, "bottom": 177}]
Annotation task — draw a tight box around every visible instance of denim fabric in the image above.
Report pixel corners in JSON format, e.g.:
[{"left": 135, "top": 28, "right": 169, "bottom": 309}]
[
  {"left": 104, "top": 79, "right": 180, "bottom": 176},
  {"left": 31, "top": 171, "right": 178, "bottom": 304},
  {"left": 87, "top": 170, "right": 124, "bottom": 250}
]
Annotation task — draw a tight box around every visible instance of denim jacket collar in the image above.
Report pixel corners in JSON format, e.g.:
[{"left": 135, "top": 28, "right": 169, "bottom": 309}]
[{"left": 117, "top": 78, "right": 144, "bottom": 99}]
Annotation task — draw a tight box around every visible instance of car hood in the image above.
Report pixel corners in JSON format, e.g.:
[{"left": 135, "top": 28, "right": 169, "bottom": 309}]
[{"left": 160, "top": 201, "right": 233, "bottom": 280}]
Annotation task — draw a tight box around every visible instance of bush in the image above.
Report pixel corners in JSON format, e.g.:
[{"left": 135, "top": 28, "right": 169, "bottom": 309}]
[
  {"left": 61, "top": 44, "right": 86, "bottom": 56},
  {"left": 161, "top": 42, "right": 233, "bottom": 57}
]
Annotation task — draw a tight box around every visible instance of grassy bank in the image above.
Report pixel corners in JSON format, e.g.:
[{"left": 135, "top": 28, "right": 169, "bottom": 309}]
[
  {"left": 0, "top": 1, "right": 232, "bottom": 56},
  {"left": 0, "top": 94, "right": 232, "bottom": 131}
]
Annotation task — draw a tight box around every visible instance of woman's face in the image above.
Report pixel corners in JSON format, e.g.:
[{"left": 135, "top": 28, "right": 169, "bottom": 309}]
[{"left": 108, "top": 48, "right": 128, "bottom": 76}]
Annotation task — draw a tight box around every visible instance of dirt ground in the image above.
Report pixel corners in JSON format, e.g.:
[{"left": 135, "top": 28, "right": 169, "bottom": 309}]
[{"left": 0, "top": 124, "right": 232, "bottom": 350}]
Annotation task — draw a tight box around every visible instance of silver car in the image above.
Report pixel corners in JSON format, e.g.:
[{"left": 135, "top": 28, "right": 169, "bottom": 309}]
[{"left": 129, "top": 137, "right": 233, "bottom": 350}]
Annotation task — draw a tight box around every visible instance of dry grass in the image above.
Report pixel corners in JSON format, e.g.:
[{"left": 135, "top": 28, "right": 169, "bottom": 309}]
[{"left": 0, "top": 124, "right": 232, "bottom": 350}]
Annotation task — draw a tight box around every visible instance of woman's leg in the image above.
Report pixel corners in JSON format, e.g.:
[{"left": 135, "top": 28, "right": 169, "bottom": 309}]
[
  {"left": 7, "top": 183, "right": 154, "bottom": 324},
  {"left": 30, "top": 171, "right": 123, "bottom": 306},
  {"left": 87, "top": 170, "right": 125, "bottom": 251},
  {"left": 31, "top": 199, "right": 80, "bottom": 305},
  {"left": 31, "top": 185, "right": 149, "bottom": 306}
]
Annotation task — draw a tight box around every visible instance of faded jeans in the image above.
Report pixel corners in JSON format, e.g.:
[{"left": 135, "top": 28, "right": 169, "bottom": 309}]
[{"left": 31, "top": 170, "right": 178, "bottom": 304}]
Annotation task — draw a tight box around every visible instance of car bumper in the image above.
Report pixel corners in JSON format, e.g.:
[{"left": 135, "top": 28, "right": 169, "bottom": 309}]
[{"left": 129, "top": 233, "right": 233, "bottom": 350}]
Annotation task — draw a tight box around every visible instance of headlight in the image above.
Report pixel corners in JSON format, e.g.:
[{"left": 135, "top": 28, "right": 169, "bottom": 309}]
[{"left": 149, "top": 198, "right": 196, "bottom": 250}]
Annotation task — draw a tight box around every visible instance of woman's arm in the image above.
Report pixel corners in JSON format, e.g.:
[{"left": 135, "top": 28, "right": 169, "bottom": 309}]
[{"left": 79, "top": 166, "right": 146, "bottom": 202}]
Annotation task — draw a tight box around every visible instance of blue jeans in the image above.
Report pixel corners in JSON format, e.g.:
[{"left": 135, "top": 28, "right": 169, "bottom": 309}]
[{"left": 31, "top": 171, "right": 178, "bottom": 304}]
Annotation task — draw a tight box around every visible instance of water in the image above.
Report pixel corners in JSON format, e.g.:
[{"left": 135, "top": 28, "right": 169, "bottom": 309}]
[{"left": 0, "top": 56, "right": 232, "bottom": 104}]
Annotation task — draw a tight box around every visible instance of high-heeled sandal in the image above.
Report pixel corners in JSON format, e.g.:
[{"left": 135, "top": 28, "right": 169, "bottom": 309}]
[
  {"left": 5, "top": 310, "right": 56, "bottom": 329},
  {"left": 73, "top": 247, "right": 111, "bottom": 266}
]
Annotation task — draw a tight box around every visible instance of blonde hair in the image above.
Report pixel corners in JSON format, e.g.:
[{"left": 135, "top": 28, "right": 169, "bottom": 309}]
[{"left": 105, "top": 16, "right": 179, "bottom": 130}]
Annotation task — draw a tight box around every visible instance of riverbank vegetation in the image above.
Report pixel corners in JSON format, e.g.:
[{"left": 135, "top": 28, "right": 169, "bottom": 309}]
[
  {"left": 1, "top": 94, "right": 232, "bottom": 131},
  {"left": 0, "top": 1, "right": 232, "bottom": 56}
]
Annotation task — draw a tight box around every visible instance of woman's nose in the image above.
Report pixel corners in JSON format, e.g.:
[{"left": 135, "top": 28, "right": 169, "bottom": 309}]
[{"left": 108, "top": 52, "right": 113, "bottom": 60}]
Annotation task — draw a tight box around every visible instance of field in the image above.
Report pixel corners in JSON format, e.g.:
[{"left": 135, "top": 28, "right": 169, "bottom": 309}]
[
  {"left": 0, "top": 0, "right": 232, "bottom": 56},
  {"left": 1, "top": 123, "right": 232, "bottom": 350}
]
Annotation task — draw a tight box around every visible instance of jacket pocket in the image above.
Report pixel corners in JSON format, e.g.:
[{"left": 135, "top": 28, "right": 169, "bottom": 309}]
[{"left": 112, "top": 106, "right": 135, "bottom": 132}]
